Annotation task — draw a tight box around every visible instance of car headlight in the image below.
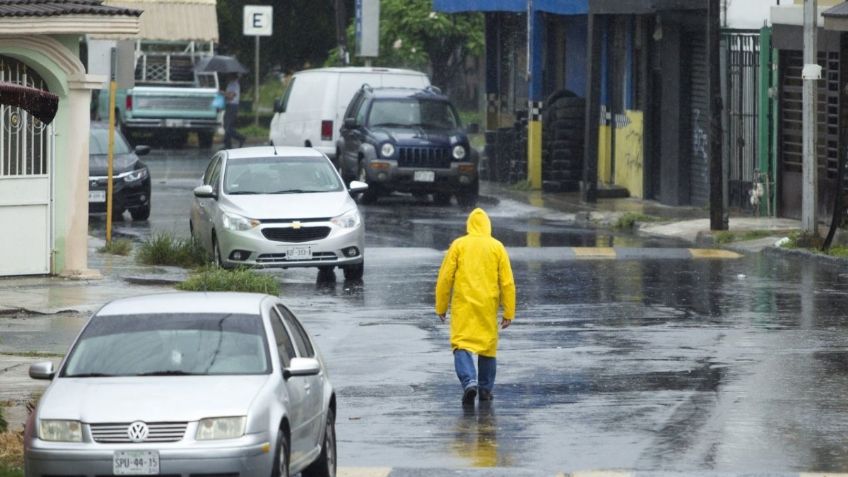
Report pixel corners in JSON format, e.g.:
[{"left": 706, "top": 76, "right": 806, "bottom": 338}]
[
  {"left": 380, "top": 143, "right": 395, "bottom": 158},
  {"left": 39, "top": 420, "right": 82, "bottom": 442},
  {"left": 196, "top": 416, "right": 246, "bottom": 440},
  {"left": 452, "top": 144, "right": 467, "bottom": 160},
  {"left": 331, "top": 209, "right": 361, "bottom": 229},
  {"left": 222, "top": 212, "right": 259, "bottom": 231},
  {"left": 121, "top": 168, "right": 148, "bottom": 183}
]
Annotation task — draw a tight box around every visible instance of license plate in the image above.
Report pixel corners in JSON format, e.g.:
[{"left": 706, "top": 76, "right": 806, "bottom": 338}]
[
  {"left": 414, "top": 170, "right": 435, "bottom": 182},
  {"left": 165, "top": 119, "right": 185, "bottom": 127},
  {"left": 89, "top": 190, "right": 106, "bottom": 203},
  {"left": 113, "top": 450, "right": 159, "bottom": 475},
  {"left": 284, "top": 246, "right": 312, "bottom": 261}
]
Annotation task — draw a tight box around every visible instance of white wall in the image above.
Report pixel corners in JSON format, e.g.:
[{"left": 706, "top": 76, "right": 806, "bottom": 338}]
[{"left": 724, "top": 0, "right": 794, "bottom": 29}]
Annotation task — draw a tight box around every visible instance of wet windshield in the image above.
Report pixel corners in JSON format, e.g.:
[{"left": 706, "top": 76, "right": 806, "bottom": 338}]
[
  {"left": 368, "top": 98, "right": 460, "bottom": 130},
  {"left": 61, "top": 313, "right": 271, "bottom": 377},
  {"left": 224, "top": 156, "right": 343, "bottom": 195},
  {"left": 89, "top": 128, "right": 132, "bottom": 155}
]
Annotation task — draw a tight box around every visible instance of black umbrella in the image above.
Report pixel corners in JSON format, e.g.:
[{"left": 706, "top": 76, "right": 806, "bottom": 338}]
[{"left": 195, "top": 55, "right": 248, "bottom": 74}]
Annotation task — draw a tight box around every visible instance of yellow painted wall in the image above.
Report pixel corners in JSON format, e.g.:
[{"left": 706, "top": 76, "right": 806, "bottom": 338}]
[
  {"left": 613, "top": 110, "right": 644, "bottom": 198},
  {"left": 598, "top": 125, "right": 613, "bottom": 185}
]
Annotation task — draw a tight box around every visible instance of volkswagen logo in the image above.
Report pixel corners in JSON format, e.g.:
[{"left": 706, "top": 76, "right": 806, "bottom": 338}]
[{"left": 127, "top": 421, "right": 149, "bottom": 442}]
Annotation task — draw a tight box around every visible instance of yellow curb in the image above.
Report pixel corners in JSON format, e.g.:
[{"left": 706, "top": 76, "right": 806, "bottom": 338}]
[
  {"left": 572, "top": 247, "right": 617, "bottom": 259},
  {"left": 688, "top": 248, "right": 742, "bottom": 259},
  {"left": 337, "top": 468, "right": 392, "bottom": 477}
]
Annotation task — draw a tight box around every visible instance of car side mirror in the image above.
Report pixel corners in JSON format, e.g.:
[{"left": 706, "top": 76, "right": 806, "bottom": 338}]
[
  {"left": 273, "top": 98, "right": 284, "bottom": 114},
  {"left": 283, "top": 357, "right": 321, "bottom": 380},
  {"left": 134, "top": 145, "right": 150, "bottom": 156},
  {"left": 343, "top": 118, "right": 357, "bottom": 130},
  {"left": 29, "top": 361, "right": 55, "bottom": 380},
  {"left": 193, "top": 184, "right": 216, "bottom": 199},
  {"left": 465, "top": 123, "right": 481, "bottom": 135},
  {"left": 348, "top": 180, "right": 369, "bottom": 193}
]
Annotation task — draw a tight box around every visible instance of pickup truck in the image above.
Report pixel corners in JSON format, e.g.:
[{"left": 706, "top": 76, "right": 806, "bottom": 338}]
[{"left": 97, "top": 45, "right": 219, "bottom": 148}]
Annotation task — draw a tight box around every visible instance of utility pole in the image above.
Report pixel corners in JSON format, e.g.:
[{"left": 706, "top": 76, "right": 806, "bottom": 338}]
[
  {"left": 709, "top": 0, "right": 726, "bottom": 230},
  {"left": 802, "top": 0, "right": 819, "bottom": 234}
]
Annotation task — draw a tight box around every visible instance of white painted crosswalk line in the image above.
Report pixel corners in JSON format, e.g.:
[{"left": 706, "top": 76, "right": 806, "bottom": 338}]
[{"left": 337, "top": 467, "right": 393, "bottom": 477}]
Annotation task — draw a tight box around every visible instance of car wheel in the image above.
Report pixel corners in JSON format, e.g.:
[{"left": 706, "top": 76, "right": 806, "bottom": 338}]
[
  {"left": 271, "top": 431, "right": 290, "bottom": 477},
  {"left": 343, "top": 261, "right": 364, "bottom": 280},
  {"left": 130, "top": 203, "right": 150, "bottom": 221},
  {"left": 198, "top": 131, "right": 214, "bottom": 149},
  {"left": 303, "top": 408, "right": 336, "bottom": 477},
  {"left": 433, "top": 192, "right": 452, "bottom": 206},
  {"left": 357, "top": 162, "right": 378, "bottom": 204},
  {"left": 456, "top": 180, "right": 479, "bottom": 209},
  {"left": 212, "top": 235, "right": 223, "bottom": 268}
]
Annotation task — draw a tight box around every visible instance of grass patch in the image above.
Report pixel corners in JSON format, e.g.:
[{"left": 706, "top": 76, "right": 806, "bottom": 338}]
[
  {"left": 613, "top": 212, "right": 662, "bottom": 230},
  {"left": 0, "top": 462, "right": 22, "bottom": 477},
  {"left": 237, "top": 123, "right": 270, "bottom": 139},
  {"left": 0, "top": 407, "right": 21, "bottom": 477},
  {"left": 827, "top": 246, "right": 848, "bottom": 258},
  {"left": 781, "top": 230, "right": 822, "bottom": 249},
  {"left": 97, "top": 238, "right": 133, "bottom": 256},
  {"left": 0, "top": 352, "right": 63, "bottom": 359},
  {"left": 176, "top": 266, "right": 280, "bottom": 295},
  {"left": 509, "top": 180, "right": 532, "bottom": 191},
  {"left": 136, "top": 233, "right": 207, "bottom": 268},
  {"left": 0, "top": 406, "right": 6, "bottom": 433},
  {"left": 717, "top": 229, "right": 789, "bottom": 245}
]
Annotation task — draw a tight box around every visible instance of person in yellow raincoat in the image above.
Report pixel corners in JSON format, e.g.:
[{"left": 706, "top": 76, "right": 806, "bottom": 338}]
[{"left": 436, "top": 208, "right": 516, "bottom": 406}]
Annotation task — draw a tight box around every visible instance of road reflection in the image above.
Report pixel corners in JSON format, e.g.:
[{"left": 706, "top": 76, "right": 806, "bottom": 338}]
[{"left": 451, "top": 404, "right": 511, "bottom": 467}]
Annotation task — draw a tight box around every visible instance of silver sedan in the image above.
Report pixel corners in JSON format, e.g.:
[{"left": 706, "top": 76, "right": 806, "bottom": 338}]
[
  {"left": 190, "top": 147, "right": 368, "bottom": 280},
  {"left": 24, "top": 292, "right": 336, "bottom": 477}
]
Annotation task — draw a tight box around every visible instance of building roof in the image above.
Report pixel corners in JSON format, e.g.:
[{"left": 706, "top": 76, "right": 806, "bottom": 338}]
[
  {"left": 0, "top": 0, "right": 140, "bottom": 17},
  {"left": 823, "top": 2, "right": 848, "bottom": 18}
]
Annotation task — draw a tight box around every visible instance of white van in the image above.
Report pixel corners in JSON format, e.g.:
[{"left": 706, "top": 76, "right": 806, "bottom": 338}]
[{"left": 268, "top": 67, "right": 430, "bottom": 164}]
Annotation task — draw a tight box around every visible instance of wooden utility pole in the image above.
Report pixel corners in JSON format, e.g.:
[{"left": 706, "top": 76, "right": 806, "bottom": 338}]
[
  {"left": 708, "top": 0, "right": 726, "bottom": 230},
  {"left": 802, "top": 0, "right": 819, "bottom": 234}
]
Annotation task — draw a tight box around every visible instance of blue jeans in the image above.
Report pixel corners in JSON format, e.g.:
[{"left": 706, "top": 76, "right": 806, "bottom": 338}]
[{"left": 454, "top": 349, "right": 496, "bottom": 392}]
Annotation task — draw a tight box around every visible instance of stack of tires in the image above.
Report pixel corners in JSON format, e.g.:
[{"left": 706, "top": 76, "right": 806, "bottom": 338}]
[
  {"left": 542, "top": 90, "right": 585, "bottom": 192},
  {"left": 509, "top": 111, "right": 528, "bottom": 184}
]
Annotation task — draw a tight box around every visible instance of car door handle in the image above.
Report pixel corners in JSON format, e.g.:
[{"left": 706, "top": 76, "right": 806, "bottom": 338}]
[{"left": 303, "top": 383, "right": 311, "bottom": 392}]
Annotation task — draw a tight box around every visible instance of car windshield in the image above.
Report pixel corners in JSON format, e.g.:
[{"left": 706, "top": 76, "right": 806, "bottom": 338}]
[
  {"left": 61, "top": 313, "right": 271, "bottom": 377},
  {"left": 89, "top": 128, "right": 132, "bottom": 155},
  {"left": 224, "top": 156, "right": 344, "bottom": 195},
  {"left": 368, "top": 98, "right": 460, "bottom": 130}
]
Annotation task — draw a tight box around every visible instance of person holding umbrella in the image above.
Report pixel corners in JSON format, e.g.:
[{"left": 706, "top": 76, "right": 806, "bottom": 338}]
[{"left": 222, "top": 72, "right": 246, "bottom": 149}]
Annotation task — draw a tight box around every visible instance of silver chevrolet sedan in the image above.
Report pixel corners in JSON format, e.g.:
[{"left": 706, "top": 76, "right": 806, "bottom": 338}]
[
  {"left": 24, "top": 292, "right": 336, "bottom": 477},
  {"left": 190, "top": 147, "right": 368, "bottom": 280}
]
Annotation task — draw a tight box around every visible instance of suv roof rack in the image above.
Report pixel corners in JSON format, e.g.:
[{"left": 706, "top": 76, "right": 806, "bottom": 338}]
[{"left": 360, "top": 83, "right": 374, "bottom": 92}]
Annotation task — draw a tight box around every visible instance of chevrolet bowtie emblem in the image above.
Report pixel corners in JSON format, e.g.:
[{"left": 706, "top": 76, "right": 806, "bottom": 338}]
[{"left": 292, "top": 221, "right": 302, "bottom": 229}]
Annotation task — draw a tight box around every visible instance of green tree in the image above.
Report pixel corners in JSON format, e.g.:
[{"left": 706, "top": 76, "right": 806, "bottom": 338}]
[{"left": 328, "top": 0, "right": 483, "bottom": 91}]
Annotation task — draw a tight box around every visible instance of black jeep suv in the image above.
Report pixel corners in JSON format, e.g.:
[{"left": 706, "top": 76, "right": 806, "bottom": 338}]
[{"left": 336, "top": 85, "right": 478, "bottom": 206}]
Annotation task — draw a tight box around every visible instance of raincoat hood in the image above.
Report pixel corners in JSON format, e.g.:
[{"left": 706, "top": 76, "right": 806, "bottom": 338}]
[{"left": 466, "top": 208, "right": 491, "bottom": 237}]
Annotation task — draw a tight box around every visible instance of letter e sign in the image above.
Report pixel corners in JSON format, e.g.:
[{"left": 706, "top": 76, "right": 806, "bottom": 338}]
[{"left": 243, "top": 5, "right": 273, "bottom": 36}]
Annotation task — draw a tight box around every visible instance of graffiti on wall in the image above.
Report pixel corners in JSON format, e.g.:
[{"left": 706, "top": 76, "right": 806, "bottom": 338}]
[{"left": 614, "top": 110, "right": 644, "bottom": 198}]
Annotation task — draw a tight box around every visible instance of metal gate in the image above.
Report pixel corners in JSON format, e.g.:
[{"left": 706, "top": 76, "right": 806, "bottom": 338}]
[
  {"left": 724, "top": 32, "right": 760, "bottom": 210},
  {"left": 778, "top": 49, "right": 840, "bottom": 220},
  {"left": 0, "top": 56, "right": 54, "bottom": 275}
]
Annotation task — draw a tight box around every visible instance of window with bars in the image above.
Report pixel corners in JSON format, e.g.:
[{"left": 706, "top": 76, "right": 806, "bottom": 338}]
[{"left": 0, "top": 56, "right": 53, "bottom": 178}]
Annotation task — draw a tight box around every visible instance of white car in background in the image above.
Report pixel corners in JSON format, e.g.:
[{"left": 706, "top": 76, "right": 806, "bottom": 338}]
[
  {"left": 25, "top": 292, "right": 336, "bottom": 477},
  {"left": 190, "top": 146, "right": 368, "bottom": 280}
]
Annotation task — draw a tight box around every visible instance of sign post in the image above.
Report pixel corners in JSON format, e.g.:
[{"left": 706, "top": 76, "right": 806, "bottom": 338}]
[
  {"left": 243, "top": 5, "right": 273, "bottom": 126},
  {"left": 105, "top": 42, "right": 134, "bottom": 244}
]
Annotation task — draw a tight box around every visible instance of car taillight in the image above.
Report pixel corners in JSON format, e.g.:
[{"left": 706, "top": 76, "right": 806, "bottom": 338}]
[
  {"left": 125, "top": 95, "right": 133, "bottom": 111},
  {"left": 321, "top": 120, "right": 333, "bottom": 141}
]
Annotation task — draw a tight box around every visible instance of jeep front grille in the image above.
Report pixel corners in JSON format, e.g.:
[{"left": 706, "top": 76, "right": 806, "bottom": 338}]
[{"left": 397, "top": 147, "right": 452, "bottom": 169}]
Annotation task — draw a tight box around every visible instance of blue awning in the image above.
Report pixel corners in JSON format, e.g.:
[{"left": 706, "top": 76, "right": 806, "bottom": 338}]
[{"left": 432, "top": 0, "right": 588, "bottom": 15}]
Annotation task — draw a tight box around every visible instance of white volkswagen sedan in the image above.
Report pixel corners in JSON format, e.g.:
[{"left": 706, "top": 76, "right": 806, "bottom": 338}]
[
  {"left": 25, "top": 293, "right": 336, "bottom": 477},
  {"left": 191, "top": 147, "right": 368, "bottom": 280}
]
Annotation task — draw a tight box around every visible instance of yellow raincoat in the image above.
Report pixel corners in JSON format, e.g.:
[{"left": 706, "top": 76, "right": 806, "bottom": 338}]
[{"left": 435, "top": 208, "right": 516, "bottom": 357}]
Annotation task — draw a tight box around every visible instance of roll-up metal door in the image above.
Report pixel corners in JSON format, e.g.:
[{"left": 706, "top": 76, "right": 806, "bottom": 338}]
[{"left": 688, "top": 31, "right": 710, "bottom": 207}]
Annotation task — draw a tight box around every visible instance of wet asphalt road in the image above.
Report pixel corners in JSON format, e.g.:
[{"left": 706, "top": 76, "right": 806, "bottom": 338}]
[{"left": 84, "top": 149, "right": 848, "bottom": 473}]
